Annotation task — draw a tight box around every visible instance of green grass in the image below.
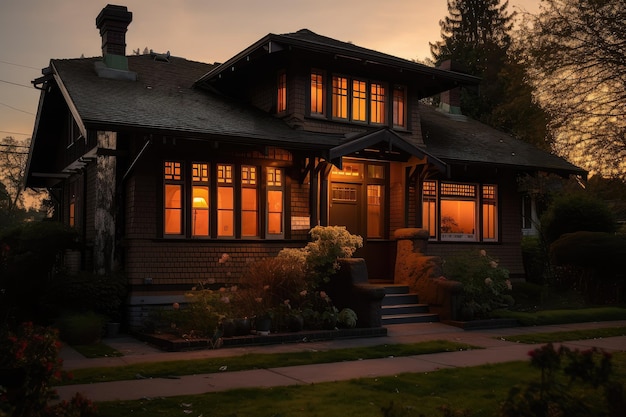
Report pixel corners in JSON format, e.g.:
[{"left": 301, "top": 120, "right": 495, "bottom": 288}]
[
  {"left": 61, "top": 340, "right": 478, "bottom": 385},
  {"left": 94, "top": 352, "right": 626, "bottom": 417},
  {"left": 70, "top": 342, "right": 123, "bottom": 358},
  {"left": 499, "top": 326, "right": 626, "bottom": 344}
]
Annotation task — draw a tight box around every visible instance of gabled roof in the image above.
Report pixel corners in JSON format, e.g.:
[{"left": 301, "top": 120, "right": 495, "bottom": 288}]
[
  {"left": 330, "top": 128, "right": 448, "bottom": 174},
  {"left": 420, "top": 104, "right": 587, "bottom": 178},
  {"left": 41, "top": 56, "right": 341, "bottom": 147},
  {"left": 194, "top": 29, "right": 480, "bottom": 98}
]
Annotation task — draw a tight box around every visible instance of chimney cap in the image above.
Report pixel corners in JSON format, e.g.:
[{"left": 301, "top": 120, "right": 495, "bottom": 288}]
[{"left": 96, "top": 4, "right": 132, "bottom": 30}]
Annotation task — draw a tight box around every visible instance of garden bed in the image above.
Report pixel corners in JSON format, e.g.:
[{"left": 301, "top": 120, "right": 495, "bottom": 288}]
[{"left": 136, "top": 327, "right": 388, "bottom": 352}]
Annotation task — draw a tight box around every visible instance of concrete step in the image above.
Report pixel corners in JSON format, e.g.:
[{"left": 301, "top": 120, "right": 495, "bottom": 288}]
[
  {"left": 382, "top": 313, "right": 440, "bottom": 325},
  {"left": 382, "top": 303, "right": 430, "bottom": 316},
  {"left": 382, "top": 292, "right": 419, "bottom": 306},
  {"left": 374, "top": 282, "right": 440, "bottom": 325}
]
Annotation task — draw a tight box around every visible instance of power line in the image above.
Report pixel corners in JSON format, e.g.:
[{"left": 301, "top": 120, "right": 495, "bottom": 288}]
[
  {"left": 0, "top": 59, "right": 40, "bottom": 71},
  {"left": 0, "top": 102, "right": 35, "bottom": 116},
  {"left": 0, "top": 143, "right": 30, "bottom": 149},
  {"left": 0, "top": 130, "right": 31, "bottom": 137},
  {"left": 0, "top": 79, "right": 35, "bottom": 89}
]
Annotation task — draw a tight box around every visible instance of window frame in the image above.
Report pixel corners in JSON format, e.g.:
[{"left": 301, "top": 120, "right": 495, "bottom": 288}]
[
  {"left": 266, "top": 167, "right": 285, "bottom": 238},
  {"left": 277, "top": 70, "right": 287, "bottom": 114},
  {"left": 162, "top": 160, "right": 289, "bottom": 240},
  {"left": 310, "top": 69, "right": 325, "bottom": 116},
  {"left": 422, "top": 180, "right": 499, "bottom": 243},
  {"left": 392, "top": 85, "right": 407, "bottom": 129},
  {"left": 324, "top": 72, "right": 392, "bottom": 126},
  {"left": 164, "top": 161, "right": 184, "bottom": 236}
]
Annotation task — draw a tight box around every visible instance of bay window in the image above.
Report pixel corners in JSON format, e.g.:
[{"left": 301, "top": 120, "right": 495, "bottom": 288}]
[{"left": 422, "top": 181, "right": 498, "bottom": 242}]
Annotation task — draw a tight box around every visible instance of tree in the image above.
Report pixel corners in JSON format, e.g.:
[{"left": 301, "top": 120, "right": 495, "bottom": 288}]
[
  {"left": 0, "top": 136, "right": 48, "bottom": 231},
  {"left": 521, "top": 0, "right": 626, "bottom": 180},
  {"left": 429, "top": 0, "right": 552, "bottom": 149}
]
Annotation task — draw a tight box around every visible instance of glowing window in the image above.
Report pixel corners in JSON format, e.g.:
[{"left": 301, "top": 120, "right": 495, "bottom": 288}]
[
  {"left": 422, "top": 181, "right": 497, "bottom": 242},
  {"left": 217, "top": 164, "right": 234, "bottom": 237},
  {"left": 267, "top": 167, "right": 284, "bottom": 236},
  {"left": 352, "top": 80, "right": 367, "bottom": 122},
  {"left": 370, "top": 83, "right": 385, "bottom": 124},
  {"left": 241, "top": 166, "right": 258, "bottom": 237},
  {"left": 192, "top": 163, "right": 209, "bottom": 237},
  {"left": 367, "top": 185, "right": 383, "bottom": 238},
  {"left": 164, "top": 161, "right": 183, "bottom": 235},
  {"left": 482, "top": 185, "right": 497, "bottom": 241},
  {"left": 277, "top": 71, "right": 287, "bottom": 113},
  {"left": 393, "top": 86, "right": 406, "bottom": 128},
  {"left": 332, "top": 76, "right": 348, "bottom": 119},
  {"left": 311, "top": 70, "right": 324, "bottom": 115}
]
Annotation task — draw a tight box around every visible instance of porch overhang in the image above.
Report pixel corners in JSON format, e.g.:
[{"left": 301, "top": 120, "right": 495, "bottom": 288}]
[{"left": 328, "top": 128, "right": 448, "bottom": 175}]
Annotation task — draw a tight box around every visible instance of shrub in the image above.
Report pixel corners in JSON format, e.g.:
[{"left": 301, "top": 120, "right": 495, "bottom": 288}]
[
  {"left": 443, "top": 249, "right": 513, "bottom": 320},
  {"left": 0, "top": 222, "right": 78, "bottom": 326},
  {"left": 0, "top": 322, "right": 97, "bottom": 417},
  {"left": 500, "top": 343, "right": 624, "bottom": 417},
  {"left": 540, "top": 193, "right": 616, "bottom": 244},
  {"left": 278, "top": 225, "right": 363, "bottom": 287},
  {"left": 56, "top": 311, "right": 106, "bottom": 345},
  {"left": 520, "top": 236, "right": 548, "bottom": 284},
  {"left": 549, "top": 231, "right": 626, "bottom": 304}
]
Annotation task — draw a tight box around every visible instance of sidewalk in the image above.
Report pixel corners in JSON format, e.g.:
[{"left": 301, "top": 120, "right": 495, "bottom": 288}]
[{"left": 56, "top": 320, "right": 626, "bottom": 402}]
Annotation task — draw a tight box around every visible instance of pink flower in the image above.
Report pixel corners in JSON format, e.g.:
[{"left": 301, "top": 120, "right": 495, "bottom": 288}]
[
  {"left": 484, "top": 278, "right": 493, "bottom": 286},
  {"left": 479, "top": 250, "right": 487, "bottom": 257}
]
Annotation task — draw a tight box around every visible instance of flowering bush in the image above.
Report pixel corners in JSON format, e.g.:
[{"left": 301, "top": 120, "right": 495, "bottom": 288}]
[
  {"left": 443, "top": 249, "right": 514, "bottom": 320},
  {"left": 0, "top": 322, "right": 97, "bottom": 417},
  {"left": 278, "top": 225, "right": 363, "bottom": 287}
]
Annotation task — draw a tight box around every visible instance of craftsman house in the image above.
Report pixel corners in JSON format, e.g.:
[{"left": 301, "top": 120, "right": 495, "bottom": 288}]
[{"left": 25, "top": 5, "right": 585, "bottom": 326}]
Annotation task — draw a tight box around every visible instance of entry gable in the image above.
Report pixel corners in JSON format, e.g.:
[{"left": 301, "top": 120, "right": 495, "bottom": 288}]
[{"left": 329, "top": 128, "right": 448, "bottom": 174}]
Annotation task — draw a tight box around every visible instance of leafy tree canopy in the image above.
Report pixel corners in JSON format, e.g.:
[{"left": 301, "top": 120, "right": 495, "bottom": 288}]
[{"left": 520, "top": 0, "right": 626, "bottom": 180}]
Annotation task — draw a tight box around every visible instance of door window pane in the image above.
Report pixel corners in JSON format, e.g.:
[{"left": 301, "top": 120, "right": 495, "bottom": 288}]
[{"left": 367, "top": 185, "right": 382, "bottom": 238}]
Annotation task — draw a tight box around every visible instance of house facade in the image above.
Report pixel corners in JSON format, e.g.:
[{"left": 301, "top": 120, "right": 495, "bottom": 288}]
[{"left": 25, "top": 5, "right": 585, "bottom": 327}]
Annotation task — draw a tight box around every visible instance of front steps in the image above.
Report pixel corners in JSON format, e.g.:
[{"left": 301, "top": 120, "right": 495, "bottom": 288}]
[{"left": 380, "top": 284, "right": 439, "bottom": 325}]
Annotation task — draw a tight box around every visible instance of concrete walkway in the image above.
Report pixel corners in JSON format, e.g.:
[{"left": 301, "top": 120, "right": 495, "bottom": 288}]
[{"left": 56, "top": 320, "right": 626, "bottom": 402}]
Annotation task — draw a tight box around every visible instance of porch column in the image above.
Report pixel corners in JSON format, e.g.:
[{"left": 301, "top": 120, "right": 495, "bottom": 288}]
[{"left": 94, "top": 131, "right": 117, "bottom": 275}]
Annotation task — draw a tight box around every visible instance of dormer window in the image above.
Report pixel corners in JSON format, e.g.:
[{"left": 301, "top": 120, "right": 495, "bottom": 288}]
[
  {"left": 370, "top": 82, "right": 385, "bottom": 124},
  {"left": 311, "top": 70, "right": 325, "bottom": 115},
  {"left": 319, "top": 72, "right": 396, "bottom": 127},
  {"left": 277, "top": 71, "right": 287, "bottom": 113},
  {"left": 332, "top": 76, "right": 348, "bottom": 119},
  {"left": 392, "top": 86, "right": 406, "bottom": 128}
]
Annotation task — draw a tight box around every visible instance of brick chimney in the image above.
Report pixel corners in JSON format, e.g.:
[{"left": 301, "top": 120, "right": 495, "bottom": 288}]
[
  {"left": 438, "top": 60, "right": 463, "bottom": 116},
  {"left": 96, "top": 4, "right": 132, "bottom": 71}
]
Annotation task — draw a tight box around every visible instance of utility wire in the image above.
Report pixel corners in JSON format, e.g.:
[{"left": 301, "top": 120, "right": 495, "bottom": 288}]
[
  {"left": 0, "top": 79, "right": 35, "bottom": 89},
  {"left": 0, "top": 102, "right": 35, "bottom": 115},
  {"left": 0, "top": 59, "right": 40, "bottom": 71},
  {"left": 0, "top": 130, "right": 30, "bottom": 137}
]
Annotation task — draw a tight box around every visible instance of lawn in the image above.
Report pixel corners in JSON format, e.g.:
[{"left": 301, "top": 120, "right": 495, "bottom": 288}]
[
  {"left": 94, "top": 352, "right": 626, "bottom": 417},
  {"left": 63, "top": 340, "right": 479, "bottom": 385}
]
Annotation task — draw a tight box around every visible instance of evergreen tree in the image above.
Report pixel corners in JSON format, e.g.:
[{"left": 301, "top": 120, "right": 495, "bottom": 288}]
[{"left": 429, "top": 0, "right": 552, "bottom": 150}]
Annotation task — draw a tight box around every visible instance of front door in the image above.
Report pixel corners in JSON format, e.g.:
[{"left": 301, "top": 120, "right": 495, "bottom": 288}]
[{"left": 329, "top": 182, "right": 363, "bottom": 236}]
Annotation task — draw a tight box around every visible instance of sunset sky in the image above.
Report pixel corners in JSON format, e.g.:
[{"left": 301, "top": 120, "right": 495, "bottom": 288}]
[{"left": 0, "top": 0, "right": 541, "bottom": 142}]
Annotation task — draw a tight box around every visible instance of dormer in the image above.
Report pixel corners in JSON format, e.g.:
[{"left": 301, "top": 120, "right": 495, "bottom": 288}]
[{"left": 193, "top": 29, "right": 479, "bottom": 139}]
